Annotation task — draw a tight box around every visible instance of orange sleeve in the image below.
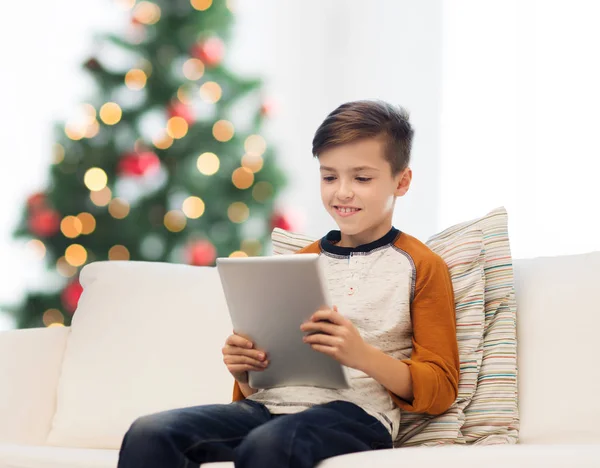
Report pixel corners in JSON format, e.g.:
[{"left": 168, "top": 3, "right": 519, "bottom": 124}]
[
  {"left": 232, "top": 381, "right": 245, "bottom": 401},
  {"left": 230, "top": 239, "right": 322, "bottom": 402},
  {"left": 388, "top": 240, "right": 459, "bottom": 415}
]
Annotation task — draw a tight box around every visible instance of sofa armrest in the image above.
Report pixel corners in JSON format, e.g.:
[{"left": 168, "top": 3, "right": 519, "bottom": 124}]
[{"left": 0, "top": 326, "right": 70, "bottom": 445}]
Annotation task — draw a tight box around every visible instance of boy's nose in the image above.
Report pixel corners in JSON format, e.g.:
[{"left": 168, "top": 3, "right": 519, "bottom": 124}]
[{"left": 336, "top": 185, "right": 354, "bottom": 200}]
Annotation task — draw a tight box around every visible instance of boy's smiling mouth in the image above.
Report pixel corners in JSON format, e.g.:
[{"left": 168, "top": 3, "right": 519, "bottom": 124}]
[{"left": 333, "top": 206, "right": 362, "bottom": 217}]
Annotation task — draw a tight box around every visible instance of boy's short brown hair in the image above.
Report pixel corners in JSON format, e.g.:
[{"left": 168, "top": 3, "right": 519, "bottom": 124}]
[{"left": 312, "top": 100, "right": 414, "bottom": 175}]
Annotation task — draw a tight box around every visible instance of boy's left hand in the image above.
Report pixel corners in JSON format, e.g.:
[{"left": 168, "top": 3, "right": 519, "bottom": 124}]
[{"left": 300, "top": 305, "right": 369, "bottom": 371}]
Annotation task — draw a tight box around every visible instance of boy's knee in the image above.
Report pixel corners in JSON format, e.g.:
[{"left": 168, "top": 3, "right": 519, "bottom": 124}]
[
  {"left": 237, "top": 418, "right": 309, "bottom": 457},
  {"left": 124, "top": 413, "right": 175, "bottom": 444}
]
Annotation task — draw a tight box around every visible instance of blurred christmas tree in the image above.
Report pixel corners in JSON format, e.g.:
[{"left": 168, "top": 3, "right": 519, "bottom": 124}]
[{"left": 7, "top": 0, "right": 290, "bottom": 329}]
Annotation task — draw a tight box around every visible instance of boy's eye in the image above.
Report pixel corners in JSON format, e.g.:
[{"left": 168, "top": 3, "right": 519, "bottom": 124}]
[{"left": 322, "top": 176, "right": 371, "bottom": 182}]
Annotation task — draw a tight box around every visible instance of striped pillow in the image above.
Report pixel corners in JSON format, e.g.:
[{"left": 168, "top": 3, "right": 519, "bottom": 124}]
[
  {"left": 271, "top": 219, "right": 488, "bottom": 446},
  {"left": 431, "top": 207, "right": 519, "bottom": 445},
  {"left": 394, "top": 225, "right": 485, "bottom": 446}
]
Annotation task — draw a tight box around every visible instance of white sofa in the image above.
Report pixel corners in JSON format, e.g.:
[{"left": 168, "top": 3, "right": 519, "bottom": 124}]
[{"left": 0, "top": 251, "right": 599, "bottom": 468}]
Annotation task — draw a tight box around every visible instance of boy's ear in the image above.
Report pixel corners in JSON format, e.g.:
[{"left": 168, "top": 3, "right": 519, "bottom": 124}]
[{"left": 395, "top": 168, "right": 412, "bottom": 197}]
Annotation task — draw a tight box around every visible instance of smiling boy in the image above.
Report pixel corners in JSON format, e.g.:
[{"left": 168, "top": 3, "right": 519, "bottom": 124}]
[{"left": 118, "top": 100, "right": 460, "bottom": 468}]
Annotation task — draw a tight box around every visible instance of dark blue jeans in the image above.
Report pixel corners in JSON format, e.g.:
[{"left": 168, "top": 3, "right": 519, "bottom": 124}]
[{"left": 117, "top": 399, "right": 392, "bottom": 468}]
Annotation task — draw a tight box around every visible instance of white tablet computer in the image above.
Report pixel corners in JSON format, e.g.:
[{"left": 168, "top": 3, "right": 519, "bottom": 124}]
[{"left": 216, "top": 254, "right": 350, "bottom": 390}]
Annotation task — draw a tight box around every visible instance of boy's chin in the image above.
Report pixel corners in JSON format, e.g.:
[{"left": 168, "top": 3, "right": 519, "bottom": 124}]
[{"left": 333, "top": 221, "right": 364, "bottom": 235}]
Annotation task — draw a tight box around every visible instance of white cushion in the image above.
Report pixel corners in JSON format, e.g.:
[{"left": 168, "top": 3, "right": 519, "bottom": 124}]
[
  {"left": 0, "top": 327, "right": 69, "bottom": 445},
  {"left": 47, "top": 261, "right": 234, "bottom": 449},
  {"left": 317, "top": 444, "right": 600, "bottom": 468},
  {"left": 514, "top": 251, "right": 600, "bottom": 443},
  {"left": 2, "top": 444, "right": 599, "bottom": 468},
  {"left": 0, "top": 444, "right": 117, "bottom": 468}
]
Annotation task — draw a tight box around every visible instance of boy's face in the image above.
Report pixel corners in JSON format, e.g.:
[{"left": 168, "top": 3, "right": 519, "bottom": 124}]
[{"left": 318, "top": 137, "right": 412, "bottom": 248}]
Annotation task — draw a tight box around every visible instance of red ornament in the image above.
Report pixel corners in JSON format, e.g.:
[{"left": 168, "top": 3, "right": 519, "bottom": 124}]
[
  {"left": 28, "top": 208, "right": 60, "bottom": 237},
  {"left": 260, "top": 99, "right": 277, "bottom": 117},
  {"left": 61, "top": 279, "right": 83, "bottom": 314},
  {"left": 167, "top": 100, "right": 194, "bottom": 125},
  {"left": 118, "top": 151, "right": 161, "bottom": 177},
  {"left": 186, "top": 240, "right": 217, "bottom": 266},
  {"left": 271, "top": 211, "right": 293, "bottom": 231},
  {"left": 190, "top": 37, "right": 225, "bottom": 67},
  {"left": 27, "top": 192, "right": 47, "bottom": 211}
]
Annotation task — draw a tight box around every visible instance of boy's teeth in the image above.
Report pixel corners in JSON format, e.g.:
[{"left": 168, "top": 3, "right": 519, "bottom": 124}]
[{"left": 338, "top": 207, "right": 358, "bottom": 213}]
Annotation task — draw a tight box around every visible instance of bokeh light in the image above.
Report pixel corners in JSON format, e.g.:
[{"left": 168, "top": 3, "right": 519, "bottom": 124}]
[
  {"left": 229, "top": 250, "right": 248, "bottom": 258},
  {"left": 166, "top": 116, "right": 188, "bottom": 139},
  {"left": 196, "top": 152, "right": 220, "bottom": 175},
  {"left": 133, "top": 1, "right": 161, "bottom": 25},
  {"left": 84, "top": 168, "right": 108, "bottom": 191},
  {"left": 125, "top": 69, "right": 147, "bottom": 90},
  {"left": 252, "top": 181, "right": 274, "bottom": 202},
  {"left": 109, "top": 245, "right": 130, "bottom": 260},
  {"left": 213, "top": 120, "right": 234, "bottom": 142},
  {"left": 65, "top": 121, "right": 86, "bottom": 141},
  {"left": 241, "top": 239, "right": 261, "bottom": 256},
  {"left": 108, "top": 198, "right": 130, "bottom": 219},
  {"left": 177, "top": 84, "right": 195, "bottom": 104},
  {"left": 227, "top": 202, "right": 249, "bottom": 223},
  {"left": 244, "top": 134, "right": 267, "bottom": 155},
  {"left": 99, "top": 102, "right": 122, "bottom": 125},
  {"left": 232, "top": 167, "right": 254, "bottom": 189},
  {"left": 43, "top": 308, "right": 65, "bottom": 327},
  {"left": 53, "top": 143, "right": 65, "bottom": 164},
  {"left": 56, "top": 257, "right": 78, "bottom": 277},
  {"left": 27, "top": 239, "right": 46, "bottom": 259},
  {"left": 191, "top": 0, "right": 212, "bottom": 11},
  {"left": 182, "top": 196, "right": 205, "bottom": 218},
  {"left": 77, "top": 212, "right": 96, "bottom": 234},
  {"left": 199, "top": 81, "right": 222, "bottom": 103},
  {"left": 81, "top": 103, "right": 97, "bottom": 122},
  {"left": 114, "top": 0, "right": 136, "bottom": 10},
  {"left": 152, "top": 131, "right": 174, "bottom": 150},
  {"left": 65, "top": 244, "right": 87, "bottom": 267},
  {"left": 84, "top": 119, "right": 100, "bottom": 138},
  {"left": 164, "top": 210, "right": 187, "bottom": 232},
  {"left": 90, "top": 186, "right": 112, "bottom": 206},
  {"left": 182, "top": 58, "right": 205, "bottom": 80},
  {"left": 61, "top": 216, "right": 83, "bottom": 239},
  {"left": 241, "top": 153, "right": 264, "bottom": 173}
]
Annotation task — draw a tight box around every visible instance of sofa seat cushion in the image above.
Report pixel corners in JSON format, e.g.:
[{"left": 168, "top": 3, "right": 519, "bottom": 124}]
[
  {"left": 206, "top": 444, "right": 600, "bottom": 468},
  {"left": 0, "top": 444, "right": 117, "bottom": 468},
  {"left": 2, "top": 444, "right": 599, "bottom": 468}
]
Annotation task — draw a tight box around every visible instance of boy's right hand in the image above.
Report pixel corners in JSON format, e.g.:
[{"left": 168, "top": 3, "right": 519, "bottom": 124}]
[{"left": 222, "top": 332, "right": 269, "bottom": 385}]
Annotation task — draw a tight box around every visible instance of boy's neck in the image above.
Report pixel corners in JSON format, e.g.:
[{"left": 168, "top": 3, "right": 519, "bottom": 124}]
[{"left": 335, "top": 224, "right": 395, "bottom": 248}]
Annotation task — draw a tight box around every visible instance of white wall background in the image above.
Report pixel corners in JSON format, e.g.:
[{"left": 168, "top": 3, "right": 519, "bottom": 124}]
[
  {"left": 441, "top": 0, "right": 600, "bottom": 258},
  {"left": 1, "top": 0, "right": 599, "bottom": 330}
]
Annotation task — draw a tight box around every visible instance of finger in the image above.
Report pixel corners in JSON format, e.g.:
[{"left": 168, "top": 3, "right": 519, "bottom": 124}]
[
  {"left": 228, "top": 364, "right": 267, "bottom": 373},
  {"left": 225, "top": 355, "right": 269, "bottom": 368},
  {"left": 300, "top": 321, "right": 339, "bottom": 335},
  {"left": 311, "top": 308, "right": 344, "bottom": 325},
  {"left": 303, "top": 333, "right": 342, "bottom": 347},
  {"left": 227, "top": 334, "right": 253, "bottom": 349},
  {"left": 309, "top": 344, "right": 337, "bottom": 358},
  {"left": 223, "top": 346, "right": 267, "bottom": 361}
]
